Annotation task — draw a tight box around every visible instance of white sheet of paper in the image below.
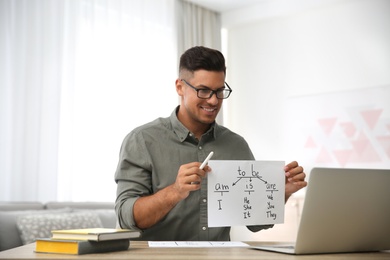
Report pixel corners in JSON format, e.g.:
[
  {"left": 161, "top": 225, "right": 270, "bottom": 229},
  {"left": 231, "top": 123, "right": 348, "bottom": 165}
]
[
  {"left": 148, "top": 241, "right": 249, "bottom": 247},
  {"left": 207, "top": 160, "right": 285, "bottom": 227}
]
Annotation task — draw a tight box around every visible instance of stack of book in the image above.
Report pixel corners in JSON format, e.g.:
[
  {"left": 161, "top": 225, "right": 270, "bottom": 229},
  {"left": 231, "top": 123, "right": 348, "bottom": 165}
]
[{"left": 35, "top": 228, "right": 141, "bottom": 255}]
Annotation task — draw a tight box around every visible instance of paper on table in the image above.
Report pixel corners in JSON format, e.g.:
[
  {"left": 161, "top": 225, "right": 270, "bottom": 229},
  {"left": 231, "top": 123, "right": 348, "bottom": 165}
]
[{"left": 148, "top": 241, "right": 249, "bottom": 247}]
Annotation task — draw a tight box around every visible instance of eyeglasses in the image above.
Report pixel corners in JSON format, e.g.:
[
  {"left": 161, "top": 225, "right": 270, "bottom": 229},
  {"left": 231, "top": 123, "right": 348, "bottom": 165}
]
[{"left": 181, "top": 79, "right": 232, "bottom": 99}]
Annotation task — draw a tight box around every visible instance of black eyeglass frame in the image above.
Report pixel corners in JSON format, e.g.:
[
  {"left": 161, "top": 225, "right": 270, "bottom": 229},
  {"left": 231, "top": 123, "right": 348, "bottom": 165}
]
[{"left": 181, "top": 79, "right": 232, "bottom": 99}]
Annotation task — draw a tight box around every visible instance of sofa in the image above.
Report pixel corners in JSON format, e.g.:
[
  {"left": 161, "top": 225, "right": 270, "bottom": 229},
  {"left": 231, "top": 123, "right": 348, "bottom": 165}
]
[{"left": 0, "top": 201, "right": 117, "bottom": 251}]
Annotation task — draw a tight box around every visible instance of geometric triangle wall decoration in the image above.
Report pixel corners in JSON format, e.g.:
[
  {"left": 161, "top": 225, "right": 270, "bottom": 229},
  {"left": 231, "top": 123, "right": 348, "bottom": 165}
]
[
  {"left": 318, "top": 117, "right": 337, "bottom": 135},
  {"left": 360, "top": 109, "right": 383, "bottom": 129},
  {"left": 377, "top": 135, "right": 390, "bottom": 159}
]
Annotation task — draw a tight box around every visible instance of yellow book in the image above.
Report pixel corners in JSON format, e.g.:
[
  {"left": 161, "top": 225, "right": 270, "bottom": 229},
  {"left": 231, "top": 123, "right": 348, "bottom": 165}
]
[
  {"left": 51, "top": 228, "right": 140, "bottom": 241},
  {"left": 35, "top": 238, "right": 130, "bottom": 255}
]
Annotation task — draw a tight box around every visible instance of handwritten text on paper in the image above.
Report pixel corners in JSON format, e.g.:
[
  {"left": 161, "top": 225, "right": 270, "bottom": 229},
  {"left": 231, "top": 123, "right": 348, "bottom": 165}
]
[{"left": 207, "top": 160, "right": 285, "bottom": 227}]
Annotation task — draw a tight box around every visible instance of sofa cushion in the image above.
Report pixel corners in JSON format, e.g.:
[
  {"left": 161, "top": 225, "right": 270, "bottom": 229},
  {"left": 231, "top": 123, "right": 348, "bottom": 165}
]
[
  {"left": 16, "top": 211, "right": 103, "bottom": 245},
  {"left": 0, "top": 208, "right": 71, "bottom": 251},
  {"left": 44, "top": 202, "right": 117, "bottom": 228},
  {"left": 72, "top": 209, "right": 117, "bottom": 228}
]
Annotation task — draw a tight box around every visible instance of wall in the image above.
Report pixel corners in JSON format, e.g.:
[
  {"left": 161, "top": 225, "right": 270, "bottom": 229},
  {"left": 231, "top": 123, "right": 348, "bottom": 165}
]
[
  {"left": 222, "top": 0, "right": 390, "bottom": 240},
  {"left": 223, "top": 0, "right": 390, "bottom": 166}
]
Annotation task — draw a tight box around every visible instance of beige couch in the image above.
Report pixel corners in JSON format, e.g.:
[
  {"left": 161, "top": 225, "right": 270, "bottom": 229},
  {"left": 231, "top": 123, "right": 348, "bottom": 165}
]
[{"left": 0, "top": 201, "right": 117, "bottom": 251}]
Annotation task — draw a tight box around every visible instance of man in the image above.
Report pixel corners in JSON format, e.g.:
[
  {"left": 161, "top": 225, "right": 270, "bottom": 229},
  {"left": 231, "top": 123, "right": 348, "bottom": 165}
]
[{"left": 115, "top": 46, "right": 307, "bottom": 241}]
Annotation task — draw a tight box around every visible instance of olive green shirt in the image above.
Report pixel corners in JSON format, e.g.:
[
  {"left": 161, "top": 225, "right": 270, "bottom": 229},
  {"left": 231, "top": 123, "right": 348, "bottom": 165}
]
[{"left": 115, "top": 106, "right": 272, "bottom": 241}]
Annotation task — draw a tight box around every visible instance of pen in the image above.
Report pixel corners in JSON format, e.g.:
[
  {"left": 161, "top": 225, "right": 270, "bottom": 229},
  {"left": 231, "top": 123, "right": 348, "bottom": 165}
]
[
  {"left": 191, "top": 151, "right": 214, "bottom": 185},
  {"left": 199, "top": 151, "right": 214, "bottom": 170}
]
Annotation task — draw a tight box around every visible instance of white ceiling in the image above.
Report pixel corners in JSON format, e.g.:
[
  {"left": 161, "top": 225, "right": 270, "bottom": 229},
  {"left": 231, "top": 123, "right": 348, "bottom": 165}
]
[
  {"left": 186, "top": 0, "right": 267, "bottom": 13},
  {"left": 186, "top": 0, "right": 345, "bottom": 28}
]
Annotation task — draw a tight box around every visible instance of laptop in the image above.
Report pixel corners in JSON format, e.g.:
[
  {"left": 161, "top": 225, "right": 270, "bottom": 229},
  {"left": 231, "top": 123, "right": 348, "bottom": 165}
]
[{"left": 253, "top": 167, "right": 390, "bottom": 255}]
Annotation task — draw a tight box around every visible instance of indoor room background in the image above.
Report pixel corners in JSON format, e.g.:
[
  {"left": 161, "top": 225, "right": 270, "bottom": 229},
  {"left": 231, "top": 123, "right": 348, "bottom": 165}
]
[{"left": 1, "top": 0, "right": 389, "bottom": 241}]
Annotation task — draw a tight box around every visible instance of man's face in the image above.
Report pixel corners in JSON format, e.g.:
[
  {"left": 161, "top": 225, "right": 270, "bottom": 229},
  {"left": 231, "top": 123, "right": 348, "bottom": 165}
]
[{"left": 176, "top": 69, "right": 226, "bottom": 132}]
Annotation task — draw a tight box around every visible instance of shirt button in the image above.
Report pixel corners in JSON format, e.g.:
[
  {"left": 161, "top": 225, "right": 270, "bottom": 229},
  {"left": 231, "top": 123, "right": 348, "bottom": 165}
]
[
  {"left": 203, "top": 199, "right": 207, "bottom": 203},
  {"left": 202, "top": 227, "right": 207, "bottom": 231},
  {"left": 199, "top": 146, "right": 202, "bottom": 150}
]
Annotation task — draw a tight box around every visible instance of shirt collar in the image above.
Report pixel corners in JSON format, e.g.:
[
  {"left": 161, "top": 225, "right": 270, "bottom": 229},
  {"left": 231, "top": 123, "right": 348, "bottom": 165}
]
[{"left": 170, "top": 106, "right": 218, "bottom": 142}]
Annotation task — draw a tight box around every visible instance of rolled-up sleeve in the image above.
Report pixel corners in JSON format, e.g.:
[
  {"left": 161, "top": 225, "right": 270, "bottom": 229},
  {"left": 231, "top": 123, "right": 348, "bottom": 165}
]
[{"left": 114, "top": 130, "right": 152, "bottom": 231}]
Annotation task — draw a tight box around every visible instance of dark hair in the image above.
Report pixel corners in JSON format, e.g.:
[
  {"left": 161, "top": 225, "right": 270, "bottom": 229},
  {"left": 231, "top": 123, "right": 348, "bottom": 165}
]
[{"left": 179, "top": 46, "right": 226, "bottom": 75}]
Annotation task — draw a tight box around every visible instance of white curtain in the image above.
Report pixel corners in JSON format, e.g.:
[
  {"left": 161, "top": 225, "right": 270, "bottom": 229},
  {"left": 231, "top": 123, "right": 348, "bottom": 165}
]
[
  {"left": 176, "top": 0, "right": 221, "bottom": 53},
  {"left": 0, "top": 0, "right": 221, "bottom": 202},
  {"left": 0, "top": 0, "right": 65, "bottom": 201},
  {"left": 0, "top": 0, "right": 178, "bottom": 202}
]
